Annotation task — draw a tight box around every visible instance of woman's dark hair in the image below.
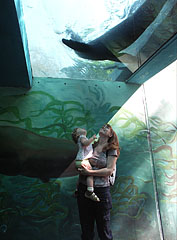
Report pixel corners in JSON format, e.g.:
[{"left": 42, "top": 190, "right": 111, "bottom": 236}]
[
  {"left": 72, "top": 128, "right": 79, "bottom": 144},
  {"left": 93, "top": 124, "right": 120, "bottom": 156}
]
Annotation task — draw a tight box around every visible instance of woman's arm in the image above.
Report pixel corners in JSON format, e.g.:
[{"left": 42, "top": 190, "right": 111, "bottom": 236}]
[{"left": 80, "top": 155, "right": 117, "bottom": 177}]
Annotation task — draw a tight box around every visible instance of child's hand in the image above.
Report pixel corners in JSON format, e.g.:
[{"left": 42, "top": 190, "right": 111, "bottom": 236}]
[{"left": 92, "top": 134, "right": 97, "bottom": 140}]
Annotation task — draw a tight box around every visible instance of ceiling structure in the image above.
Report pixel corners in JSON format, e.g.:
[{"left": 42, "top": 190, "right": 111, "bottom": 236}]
[
  {"left": 0, "top": 0, "right": 32, "bottom": 88},
  {"left": 0, "top": 0, "right": 176, "bottom": 90}
]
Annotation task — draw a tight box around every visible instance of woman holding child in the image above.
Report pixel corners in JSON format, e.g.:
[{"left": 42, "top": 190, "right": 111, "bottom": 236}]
[{"left": 76, "top": 124, "right": 120, "bottom": 240}]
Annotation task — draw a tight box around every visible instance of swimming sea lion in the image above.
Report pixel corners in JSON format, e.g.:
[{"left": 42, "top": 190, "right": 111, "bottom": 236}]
[
  {"left": 62, "top": 0, "right": 167, "bottom": 62},
  {"left": 0, "top": 126, "right": 78, "bottom": 182}
]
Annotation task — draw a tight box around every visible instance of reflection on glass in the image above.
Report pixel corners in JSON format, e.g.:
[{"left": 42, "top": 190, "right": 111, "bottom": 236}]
[{"left": 21, "top": 0, "right": 177, "bottom": 81}]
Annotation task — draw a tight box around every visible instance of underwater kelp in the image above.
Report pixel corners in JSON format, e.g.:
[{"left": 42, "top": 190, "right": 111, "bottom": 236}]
[
  {"left": 0, "top": 190, "right": 19, "bottom": 235},
  {"left": 0, "top": 91, "right": 94, "bottom": 139},
  {"left": 148, "top": 117, "right": 177, "bottom": 239},
  {"left": 0, "top": 90, "right": 120, "bottom": 139},
  {"left": 109, "top": 109, "right": 177, "bottom": 239},
  {"left": 0, "top": 106, "right": 33, "bottom": 130},
  {"left": 110, "top": 109, "right": 177, "bottom": 149},
  {"left": 110, "top": 176, "right": 159, "bottom": 240},
  {"left": 83, "top": 86, "right": 121, "bottom": 129},
  {"left": 109, "top": 108, "right": 147, "bottom": 139},
  {"left": 111, "top": 176, "right": 147, "bottom": 219},
  {"left": 18, "top": 180, "right": 68, "bottom": 221},
  {"left": 0, "top": 176, "right": 78, "bottom": 240},
  {"left": 148, "top": 116, "right": 177, "bottom": 204},
  {"left": 152, "top": 144, "right": 177, "bottom": 204},
  {"left": 149, "top": 116, "right": 177, "bottom": 145}
]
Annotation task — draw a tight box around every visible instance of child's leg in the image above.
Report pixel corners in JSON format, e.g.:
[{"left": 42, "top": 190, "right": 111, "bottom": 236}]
[
  {"left": 85, "top": 175, "right": 100, "bottom": 202},
  {"left": 86, "top": 176, "right": 94, "bottom": 193},
  {"left": 81, "top": 160, "right": 100, "bottom": 201}
]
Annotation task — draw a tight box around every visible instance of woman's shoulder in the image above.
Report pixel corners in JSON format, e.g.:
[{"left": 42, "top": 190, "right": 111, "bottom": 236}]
[{"left": 107, "top": 148, "right": 118, "bottom": 156}]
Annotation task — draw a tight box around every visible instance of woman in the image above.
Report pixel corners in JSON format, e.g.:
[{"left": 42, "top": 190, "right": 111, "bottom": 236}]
[{"left": 77, "top": 124, "right": 120, "bottom": 240}]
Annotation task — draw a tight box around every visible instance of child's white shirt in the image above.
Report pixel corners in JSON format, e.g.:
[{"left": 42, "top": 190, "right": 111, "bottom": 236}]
[{"left": 75, "top": 135, "right": 93, "bottom": 160}]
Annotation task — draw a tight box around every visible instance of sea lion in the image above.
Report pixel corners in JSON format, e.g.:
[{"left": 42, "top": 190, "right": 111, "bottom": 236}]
[
  {"left": 62, "top": 0, "right": 167, "bottom": 62},
  {"left": 0, "top": 125, "right": 78, "bottom": 182},
  {"left": 62, "top": 38, "right": 119, "bottom": 61}
]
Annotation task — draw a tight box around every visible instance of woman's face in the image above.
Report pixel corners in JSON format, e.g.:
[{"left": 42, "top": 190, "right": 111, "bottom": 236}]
[{"left": 99, "top": 125, "right": 112, "bottom": 137}]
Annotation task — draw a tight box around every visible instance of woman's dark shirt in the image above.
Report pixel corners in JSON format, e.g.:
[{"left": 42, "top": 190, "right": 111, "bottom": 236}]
[{"left": 79, "top": 149, "right": 117, "bottom": 187}]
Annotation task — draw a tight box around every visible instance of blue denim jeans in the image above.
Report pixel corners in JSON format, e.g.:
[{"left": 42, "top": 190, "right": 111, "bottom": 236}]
[{"left": 77, "top": 183, "right": 113, "bottom": 240}]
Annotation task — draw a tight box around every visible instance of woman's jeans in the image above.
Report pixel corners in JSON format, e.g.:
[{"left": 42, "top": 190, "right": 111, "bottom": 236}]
[{"left": 77, "top": 183, "right": 113, "bottom": 240}]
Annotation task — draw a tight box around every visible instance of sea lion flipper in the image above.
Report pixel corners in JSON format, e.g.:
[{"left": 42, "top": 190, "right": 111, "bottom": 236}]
[
  {"left": 62, "top": 38, "right": 90, "bottom": 52},
  {"left": 62, "top": 38, "right": 119, "bottom": 62}
]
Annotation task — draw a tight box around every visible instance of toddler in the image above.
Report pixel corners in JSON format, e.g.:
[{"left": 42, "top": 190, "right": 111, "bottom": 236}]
[{"left": 72, "top": 128, "right": 100, "bottom": 202}]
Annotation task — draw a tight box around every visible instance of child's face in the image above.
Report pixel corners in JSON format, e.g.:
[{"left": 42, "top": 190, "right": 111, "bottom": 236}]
[{"left": 76, "top": 128, "right": 87, "bottom": 136}]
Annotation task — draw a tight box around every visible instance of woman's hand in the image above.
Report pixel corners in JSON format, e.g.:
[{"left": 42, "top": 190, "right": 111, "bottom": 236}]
[{"left": 78, "top": 164, "right": 91, "bottom": 175}]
